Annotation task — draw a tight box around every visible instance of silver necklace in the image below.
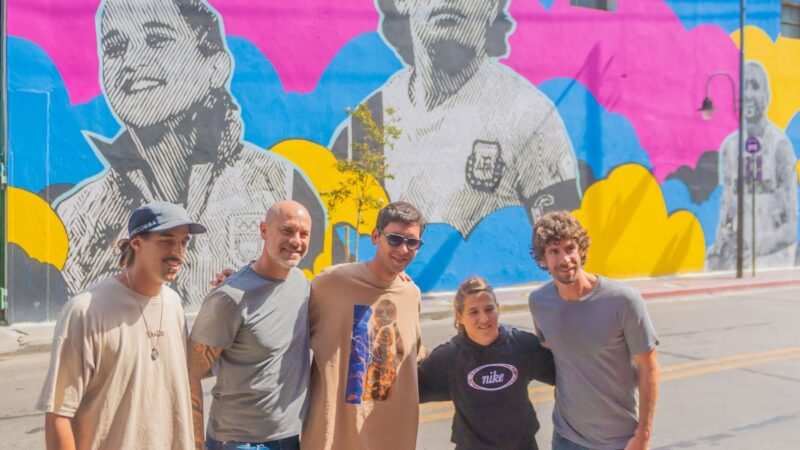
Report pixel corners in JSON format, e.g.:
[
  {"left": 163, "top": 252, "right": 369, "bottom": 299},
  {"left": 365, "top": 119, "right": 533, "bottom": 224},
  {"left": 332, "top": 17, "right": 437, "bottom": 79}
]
[{"left": 124, "top": 271, "right": 165, "bottom": 361}]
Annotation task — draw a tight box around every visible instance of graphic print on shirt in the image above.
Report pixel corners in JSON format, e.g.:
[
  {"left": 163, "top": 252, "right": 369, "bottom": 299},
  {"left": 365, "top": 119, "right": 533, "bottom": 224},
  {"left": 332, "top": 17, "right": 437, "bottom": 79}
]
[
  {"left": 467, "top": 363, "right": 519, "bottom": 392},
  {"left": 345, "top": 300, "right": 405, "bottom": 404}
]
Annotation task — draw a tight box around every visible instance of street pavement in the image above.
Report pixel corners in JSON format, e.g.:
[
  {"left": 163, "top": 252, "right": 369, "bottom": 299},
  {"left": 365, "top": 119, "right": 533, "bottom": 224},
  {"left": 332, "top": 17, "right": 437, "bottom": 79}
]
[{"left": 1, "top": 283, "right": 798, "bottom": 449}]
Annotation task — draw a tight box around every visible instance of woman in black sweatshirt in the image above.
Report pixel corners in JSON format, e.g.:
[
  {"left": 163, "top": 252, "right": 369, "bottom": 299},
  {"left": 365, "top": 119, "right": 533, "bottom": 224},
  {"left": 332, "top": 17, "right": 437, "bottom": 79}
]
[{"left": 419, "top": 276, "right": 555, "bottom": 450}]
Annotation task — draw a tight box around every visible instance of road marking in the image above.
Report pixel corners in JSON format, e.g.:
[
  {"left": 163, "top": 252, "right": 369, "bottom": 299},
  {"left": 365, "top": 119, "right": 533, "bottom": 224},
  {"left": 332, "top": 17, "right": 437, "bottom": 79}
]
[{"left": 419, "top": 347, "right": 800, "bottom": 424}]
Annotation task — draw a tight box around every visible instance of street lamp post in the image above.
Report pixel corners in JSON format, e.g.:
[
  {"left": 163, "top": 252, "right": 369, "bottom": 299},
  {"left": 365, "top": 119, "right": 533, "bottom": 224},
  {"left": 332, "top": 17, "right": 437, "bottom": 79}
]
[{"left": 698, "top": 0, "right": 746, "bottom": 279}]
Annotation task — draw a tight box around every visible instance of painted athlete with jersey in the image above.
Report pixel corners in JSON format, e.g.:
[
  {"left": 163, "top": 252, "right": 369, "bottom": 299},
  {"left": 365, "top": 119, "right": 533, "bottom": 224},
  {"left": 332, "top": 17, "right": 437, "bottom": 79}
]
[{"left": 331, "top": 0, "right": 580, "bottom": 236}]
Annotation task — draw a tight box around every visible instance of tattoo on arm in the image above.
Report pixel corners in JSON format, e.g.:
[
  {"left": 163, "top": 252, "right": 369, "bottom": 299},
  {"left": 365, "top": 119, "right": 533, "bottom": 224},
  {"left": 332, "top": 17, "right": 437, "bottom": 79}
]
[{"left": 188, "top": 341, "right": 223, "bottom": 450}]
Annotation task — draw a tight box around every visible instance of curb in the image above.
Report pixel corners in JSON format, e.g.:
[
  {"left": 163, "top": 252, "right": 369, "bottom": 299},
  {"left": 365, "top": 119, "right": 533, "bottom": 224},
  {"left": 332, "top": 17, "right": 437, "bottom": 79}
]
[
  {"left": 639, "top": 279, "right": 800, "bottom": 299},
  {"left": 419, "top": 278, "right": 800, "bottom": 321}
]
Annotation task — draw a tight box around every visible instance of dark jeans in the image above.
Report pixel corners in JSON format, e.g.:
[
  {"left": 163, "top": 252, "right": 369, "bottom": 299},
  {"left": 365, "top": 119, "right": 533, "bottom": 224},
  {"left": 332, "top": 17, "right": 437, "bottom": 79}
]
[
  {"left": 205, "top": 435, "right": 300, "bottom": 450},
  {"left": 455, "top": 439, "right": 538, "bottom": 450}
]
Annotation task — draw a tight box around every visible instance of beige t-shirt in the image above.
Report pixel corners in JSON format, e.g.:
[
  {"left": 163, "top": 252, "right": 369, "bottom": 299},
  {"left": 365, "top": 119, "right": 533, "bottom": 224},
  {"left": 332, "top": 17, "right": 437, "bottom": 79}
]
[
  {"left": 302, "top": 263, "right": 423, "bottom": 450},
  {"left": 37, "top": 277, "right": 194, "bottom": 450}
]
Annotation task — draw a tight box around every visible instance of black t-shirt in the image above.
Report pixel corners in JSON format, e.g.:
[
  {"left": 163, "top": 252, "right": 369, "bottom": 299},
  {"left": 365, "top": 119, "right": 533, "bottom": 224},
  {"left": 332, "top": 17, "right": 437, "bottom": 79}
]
[{"left": 418, "top": 325, "right": 555, "bottom": 450}]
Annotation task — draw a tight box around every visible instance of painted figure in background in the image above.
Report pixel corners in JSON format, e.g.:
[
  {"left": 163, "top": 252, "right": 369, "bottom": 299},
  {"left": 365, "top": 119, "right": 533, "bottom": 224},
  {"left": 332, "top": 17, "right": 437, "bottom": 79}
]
[
  {"left": 708, "top": 61, "right": 797, "bottom": 270},
  {"left": 331, "top": 0, "right": 580, "bottom": 236},
  {"left": 53, "top": 0, "right": 324, "bottom": 308}
]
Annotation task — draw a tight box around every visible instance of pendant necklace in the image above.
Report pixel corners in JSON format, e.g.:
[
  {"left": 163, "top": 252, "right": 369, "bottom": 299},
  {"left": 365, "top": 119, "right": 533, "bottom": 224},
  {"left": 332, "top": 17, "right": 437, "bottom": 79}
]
[{"left": 125, "top": 271, "right": 165, "bottom": 361}]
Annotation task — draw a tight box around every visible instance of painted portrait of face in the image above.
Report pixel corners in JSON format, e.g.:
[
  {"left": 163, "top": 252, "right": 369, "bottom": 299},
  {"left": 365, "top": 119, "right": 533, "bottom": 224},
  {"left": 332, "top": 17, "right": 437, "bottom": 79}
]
[
  {"left": 405, "top": 0, "right": 499, "bottom": 54},
  {"left": 378, "top": 0, "right": 513, "bottom": 68},
  {"left": 98, "top": 0, "right": 230, "bottom": 129},
  {"left": 743, "top": 61, "right": 771, "bottom": 123}
]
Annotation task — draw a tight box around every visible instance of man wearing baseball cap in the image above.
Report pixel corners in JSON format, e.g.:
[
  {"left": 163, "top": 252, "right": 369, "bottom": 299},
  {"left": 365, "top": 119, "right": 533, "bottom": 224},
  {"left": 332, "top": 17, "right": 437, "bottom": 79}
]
[{"left": 38, "top": 201, "right": 205, "bottom": 450}]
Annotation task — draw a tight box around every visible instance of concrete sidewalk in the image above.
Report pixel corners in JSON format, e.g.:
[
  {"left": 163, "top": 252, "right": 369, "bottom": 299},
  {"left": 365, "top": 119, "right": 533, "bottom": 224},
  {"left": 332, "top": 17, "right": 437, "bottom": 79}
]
[
  {"left": 1, "top": 268, "right": 798, "bottom": 355},
  {"left": 418, "top": 267, "right": 800, "bottom": 320}
]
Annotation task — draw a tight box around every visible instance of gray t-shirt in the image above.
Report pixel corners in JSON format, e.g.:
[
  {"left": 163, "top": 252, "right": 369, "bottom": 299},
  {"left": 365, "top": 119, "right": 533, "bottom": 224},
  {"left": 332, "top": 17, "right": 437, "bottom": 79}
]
[
  {"left": 529, "top": 277, "right": 659, "bottom": 450},
  {"left": 190, "top": 266, "right": 311, "bottom": 442}
]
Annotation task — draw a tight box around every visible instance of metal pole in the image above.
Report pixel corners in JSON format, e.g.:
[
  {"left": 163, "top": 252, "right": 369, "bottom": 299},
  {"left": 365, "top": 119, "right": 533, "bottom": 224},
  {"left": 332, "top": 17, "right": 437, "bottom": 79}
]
[
  {"left": 735, "top": 0, "right": 746, "bottom": 279},
  {"left": 751, "top": 174, "right": 756, "bottom": 277},
  {"left": 0, "top": 0, "right": 8, "bottom": 323}
]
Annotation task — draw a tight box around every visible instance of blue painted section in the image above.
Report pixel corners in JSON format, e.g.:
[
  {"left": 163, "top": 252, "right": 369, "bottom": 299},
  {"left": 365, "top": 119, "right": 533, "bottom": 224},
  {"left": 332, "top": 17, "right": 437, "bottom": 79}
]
[
  {"left": 539, "top": 0, "right": 556, "bottom": 9},
  {"left": 786, "top": 113, "right": 800, "bottom": 244},
  {"left": 787, "top": 113, "right": 800, "bottom": 160},
  {"left": 664, "top": 0, "right": 780, "bottom": 39},
  {"left": 345, "top": 305, "right": 373, "bottom": 404},
  {"left": 538, "top": 77, "right": 653, "bottom": 180},
  {"left": 229, "top": 33, "right": 402, "bottom": 149},
  {"left": 661, "top": 180, "right": 722, "bottom": 248},
  {"left": 7, "top": 37, "right": 106, "bottom": 192}
]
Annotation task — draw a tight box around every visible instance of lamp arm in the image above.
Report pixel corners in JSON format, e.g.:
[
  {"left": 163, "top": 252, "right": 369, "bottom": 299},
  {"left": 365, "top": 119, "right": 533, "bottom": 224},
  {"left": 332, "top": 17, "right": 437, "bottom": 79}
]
[{"left": 704, "top": 72, "right": 739, "bottom": 112}]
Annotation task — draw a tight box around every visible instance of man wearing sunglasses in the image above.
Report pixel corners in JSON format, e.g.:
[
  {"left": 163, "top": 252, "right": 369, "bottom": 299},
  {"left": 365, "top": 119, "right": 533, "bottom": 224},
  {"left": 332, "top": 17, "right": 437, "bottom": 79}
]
[{"left": 303, "top": 201, "right": 426, "bottom": 450}]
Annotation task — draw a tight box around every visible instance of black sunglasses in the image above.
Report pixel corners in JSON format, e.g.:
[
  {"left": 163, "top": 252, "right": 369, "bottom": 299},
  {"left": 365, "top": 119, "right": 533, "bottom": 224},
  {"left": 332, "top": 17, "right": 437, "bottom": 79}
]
[{"left": 383, "top": 232, "right": 424, "bottom": 250}]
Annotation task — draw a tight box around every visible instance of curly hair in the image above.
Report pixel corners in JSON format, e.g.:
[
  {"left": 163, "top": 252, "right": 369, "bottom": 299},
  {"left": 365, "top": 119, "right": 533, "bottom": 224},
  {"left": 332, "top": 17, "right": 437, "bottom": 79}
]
[
  {"left": 376, "top": 0, "right": 514, "bottom": 66},
  {"left": 453, "top": 276, "right": 497, "bottom": 334},
  {"left": 531, "top": 211, "right": 590, "bottom": 270}
]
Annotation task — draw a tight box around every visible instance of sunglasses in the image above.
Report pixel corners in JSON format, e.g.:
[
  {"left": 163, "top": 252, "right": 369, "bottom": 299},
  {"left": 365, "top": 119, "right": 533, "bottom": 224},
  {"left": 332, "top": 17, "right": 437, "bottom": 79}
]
[{"left": 383, "top": 233, "right": 424, "bottom": 250}]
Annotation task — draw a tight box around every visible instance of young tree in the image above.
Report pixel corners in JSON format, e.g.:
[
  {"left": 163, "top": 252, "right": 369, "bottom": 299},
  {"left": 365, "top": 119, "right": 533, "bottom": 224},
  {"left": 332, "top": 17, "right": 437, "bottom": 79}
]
[{"left": 323, "top": 105, "right": 400, "bottom": 262}]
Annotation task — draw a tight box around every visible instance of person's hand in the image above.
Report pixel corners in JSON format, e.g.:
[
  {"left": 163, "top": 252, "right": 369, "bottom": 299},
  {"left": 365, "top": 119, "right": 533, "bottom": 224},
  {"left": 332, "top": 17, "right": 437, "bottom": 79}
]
[
  {"left": 210, "top": 268, "right": 234, "bottom": 288},
  {"left": 624, "top": 431, "right": 650, "bottom": 450}
]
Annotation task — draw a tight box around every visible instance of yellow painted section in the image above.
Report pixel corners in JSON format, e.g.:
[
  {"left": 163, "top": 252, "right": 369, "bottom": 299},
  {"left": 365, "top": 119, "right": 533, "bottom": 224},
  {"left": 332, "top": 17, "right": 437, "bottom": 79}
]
[
  {"left": 272, "top": 139, "right": 389, "bottom": 275},
  {"left": 731, "top": 26, "right": 800, "bottom": 129},
  {"left": 796, "top": 161, "right": 800, "bottom": 184},
  {"left": 8, "top": 187, "right": 69, "bottom": 270},
  {"left": 573, "top": 164, "right": 706, "bottom": 277}
]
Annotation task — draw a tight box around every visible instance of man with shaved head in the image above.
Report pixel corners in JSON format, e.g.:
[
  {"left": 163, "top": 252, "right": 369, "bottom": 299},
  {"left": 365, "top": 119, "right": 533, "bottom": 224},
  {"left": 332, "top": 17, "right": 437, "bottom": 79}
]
[{"left": 188, "top": 200, "right": 313, "bottom": 450}]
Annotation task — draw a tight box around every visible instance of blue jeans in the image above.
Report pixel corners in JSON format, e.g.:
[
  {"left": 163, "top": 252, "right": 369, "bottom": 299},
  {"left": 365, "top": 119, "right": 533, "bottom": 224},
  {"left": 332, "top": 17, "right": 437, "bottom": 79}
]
[
  {"left": 205, "top": 435, "right": 300, "bottom": 450},
  {"left": 551, "top": 431, "right": 622, "bottom": 450}
]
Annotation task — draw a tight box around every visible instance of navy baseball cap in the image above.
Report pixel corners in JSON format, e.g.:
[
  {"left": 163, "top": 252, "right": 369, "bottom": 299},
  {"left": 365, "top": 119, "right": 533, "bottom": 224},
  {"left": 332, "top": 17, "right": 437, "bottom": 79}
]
[{"left": 128, "top": 201, "right": 207, "bottom": 237}]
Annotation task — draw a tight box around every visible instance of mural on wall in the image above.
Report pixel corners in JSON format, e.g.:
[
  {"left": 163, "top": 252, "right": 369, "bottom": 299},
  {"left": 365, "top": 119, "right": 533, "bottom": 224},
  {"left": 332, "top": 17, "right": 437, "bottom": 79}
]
[
  {"left": 331, "top": 0, "right": 580, "bottom": 236},
  {"left": 5, "top": 0, "right": 800, "bottom": 322},
  {"left": 53, "top": 0, "right": 327, "bottom": 309},
  {"left": 708, "top": 61, "right": 798, "bottom": 270}
]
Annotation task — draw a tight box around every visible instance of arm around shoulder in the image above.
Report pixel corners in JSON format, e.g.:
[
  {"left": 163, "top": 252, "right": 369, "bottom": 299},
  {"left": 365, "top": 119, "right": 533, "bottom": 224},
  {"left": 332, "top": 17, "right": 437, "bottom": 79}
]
[
  {"left": 187, "top": 341, "right": 224, "bottom": 450},
  {"left": 418, "top": 342, "right": 455, "bottom": 403},
  {"left": 516, "top": 329, "right": 555, "bottom": 385}
]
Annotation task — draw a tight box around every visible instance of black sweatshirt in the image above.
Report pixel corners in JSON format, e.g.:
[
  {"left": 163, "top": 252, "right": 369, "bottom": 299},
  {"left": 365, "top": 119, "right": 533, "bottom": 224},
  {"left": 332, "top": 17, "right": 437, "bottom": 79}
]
[{"left": 418, "top": 325, "right": 555, "bottom": 450}]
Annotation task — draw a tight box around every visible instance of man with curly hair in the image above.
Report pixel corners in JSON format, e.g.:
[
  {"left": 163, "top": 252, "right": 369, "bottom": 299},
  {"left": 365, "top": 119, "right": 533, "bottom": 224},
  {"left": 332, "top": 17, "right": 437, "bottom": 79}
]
[{"left": 528, "top": 211, "right": 660, "bottom": 450}]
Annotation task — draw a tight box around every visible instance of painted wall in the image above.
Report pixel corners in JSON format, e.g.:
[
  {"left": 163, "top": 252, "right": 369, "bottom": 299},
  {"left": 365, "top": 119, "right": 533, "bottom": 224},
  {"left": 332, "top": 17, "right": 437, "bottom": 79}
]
[{"left": 5, "top": 0, "right": 800, "bottom": 322}]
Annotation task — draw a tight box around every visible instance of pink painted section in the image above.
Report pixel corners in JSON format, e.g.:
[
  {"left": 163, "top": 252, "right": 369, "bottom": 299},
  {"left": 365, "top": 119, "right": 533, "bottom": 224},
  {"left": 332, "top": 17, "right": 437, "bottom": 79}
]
[
  {"left": 7, "top": 0, "right": 377, "bottom": 104},
  {"left": 211, "top": 0, "right": 378, "bottom": 92},
  {"left": 8, "top": 0, "right": 101, "bottom": 104},
  {"left": 505, "top": 0, "right": 740, "bottom": 180}
]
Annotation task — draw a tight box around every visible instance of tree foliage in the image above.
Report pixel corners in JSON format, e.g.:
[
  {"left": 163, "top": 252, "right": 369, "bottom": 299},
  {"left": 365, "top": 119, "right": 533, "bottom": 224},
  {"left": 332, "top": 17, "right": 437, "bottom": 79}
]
[{"left": 323, "top": 105, "right": 401, "bottom": 261}]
